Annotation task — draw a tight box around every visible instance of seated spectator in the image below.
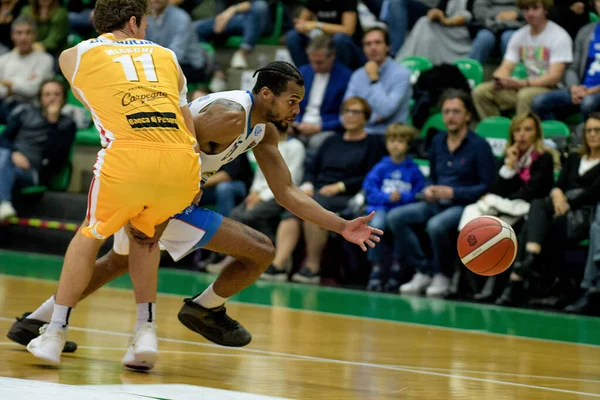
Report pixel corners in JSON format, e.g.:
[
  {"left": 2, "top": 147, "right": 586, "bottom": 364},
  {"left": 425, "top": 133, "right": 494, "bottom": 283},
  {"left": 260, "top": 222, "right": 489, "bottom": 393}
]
[
  {"left": 0, "top": 0, "right": 26, "bottom": 55},
  {"left": 0, "top": 79, "right": 76, "bottom": 220},
  {"left": 267, "top": 97, "right": 387, "bottom": 284},
  {"left": 472, "top": 0, "right": 572, "bottom": 120},
  {"left": 286, "top": 0, "right": 366, "bottom": 71},
  {"left": 458, "top": 113, "right": 555, "bottom": 301},
  {"left": 345, "top": 27, "right": 412, "bottom": 134},
  {"left": 391, "top": 0, "right": 440, "bottom": 53},
  {"left": 496, "top": 112, "right": 600, "bottom": 306},
  {"left": 0, "top": 16, "right": 54, "bottom": 123},
  {"left": 293, "top": 34, "right": 352, "bottom": 151},
  {"left": 197, "top": 153, "right": 254, "bottom": 269},
  {"left": 565, "top": 202, "right": 600, "bottom": 315},
  {"left": 532, "top": 8, "right": 600, "bottom": 121},
  {"left": 387, "top": 89, "right": 495, "bottom": 297},
  {"left": 468, "top": 0, "right": 525, "bottom": 64},
  {"left": 66, "top": 0, "right": 96, "bottom": 37},
  {"left": 20, "top": 0, "right": 68, "bottom": 57},
  {"left": 549, "top": 0, "right": 591, "bottom": 39},
  {"left": 363, "top": 123, "right": 425, "bottom": 292},
  {"left": 358, "top": 0, "right": 407, "bottom": 58},
  {"left": 147, "top": 0, "right": 222, "bottom": 85},
  {"left": 395, "top": 0, "right": 474, "bottom": 65},
  {"left": 195, "top": 0, "right": 272, "bottom": 69}
]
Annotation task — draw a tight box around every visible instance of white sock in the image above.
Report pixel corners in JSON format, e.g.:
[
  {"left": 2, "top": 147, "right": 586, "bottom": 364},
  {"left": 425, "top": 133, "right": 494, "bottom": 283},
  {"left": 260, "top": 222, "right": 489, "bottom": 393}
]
[
  {"left": 26, "top": 295, "right": 56, "bottom": 322},
  {"left": 136, "top": 303, "right": 156, "bottom": 330},
  {"left": 47, "top": 304, "right": 72, "bottom": 331},
  {"left": 193, "top": 283, "right": 228, "bottom": 309}
]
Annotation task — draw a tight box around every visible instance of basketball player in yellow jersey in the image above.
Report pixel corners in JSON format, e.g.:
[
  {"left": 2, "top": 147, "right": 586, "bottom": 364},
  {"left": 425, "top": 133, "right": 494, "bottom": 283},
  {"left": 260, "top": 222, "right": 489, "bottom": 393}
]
[{"left": 27, "top": 0, "right": 201, "bottom": 366}]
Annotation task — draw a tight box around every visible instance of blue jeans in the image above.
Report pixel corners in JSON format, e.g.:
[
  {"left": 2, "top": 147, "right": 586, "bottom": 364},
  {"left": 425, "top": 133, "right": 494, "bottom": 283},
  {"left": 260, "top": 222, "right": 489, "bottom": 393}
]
[
  {"left": 581, "top": 203, "right": 600, "bottom": 289},
  {"left": 394, "top": 0, "right": 431, "bottom": 54},
  {"left": 531, "top": 89, "right": 600, "bottom": 121},
  {"left": 68, "top": 9, "right": 93, "bottom": 35},
  {"left": 200, "top": 180, "right": 247, "bottom": 217},
  {"left": 286, "top": 30, "right": 366, "bottom": 70},
  {"left": 367, "top": 209, "right": 388, "bottom": 262},
  {"left": 195, "top": 0, "right": 271, "bottom": 51},
  {"left": 386, "top": 201, "right": 464, "bottom": 276},
  {"left": 0, "top": 147, "right": 37, "bottom": 202},
  {"left": 468, "top": 29, "right": 515, "bottom": 64}
]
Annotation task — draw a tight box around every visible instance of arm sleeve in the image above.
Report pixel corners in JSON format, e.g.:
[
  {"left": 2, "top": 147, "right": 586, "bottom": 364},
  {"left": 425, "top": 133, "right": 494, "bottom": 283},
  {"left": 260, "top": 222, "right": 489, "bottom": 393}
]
[
  {"left": 363, "top": 164, "right": 389, "bottom": 206},
  {"left": 364, "top": 68, "right": 411, "bottom": 119}
]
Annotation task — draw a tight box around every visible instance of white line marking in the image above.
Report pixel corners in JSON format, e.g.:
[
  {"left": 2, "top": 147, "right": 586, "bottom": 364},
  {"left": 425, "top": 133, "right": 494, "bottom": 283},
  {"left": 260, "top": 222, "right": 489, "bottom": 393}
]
[
  {"left": 1, "top": 326, "right": 600, "bottom": 397},
  {"left": 2, "top": 273, "right": 598, "bottom": 350}
]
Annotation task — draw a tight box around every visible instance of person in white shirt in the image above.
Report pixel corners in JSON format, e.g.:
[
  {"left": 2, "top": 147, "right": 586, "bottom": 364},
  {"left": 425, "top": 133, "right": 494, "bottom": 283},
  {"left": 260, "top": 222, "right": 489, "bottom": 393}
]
[
  {"left": 0, "top": 16, "right": 53, "bottom": 123},
  {"left": 471, "top": 0, "right": 573, "bottom": 119}
]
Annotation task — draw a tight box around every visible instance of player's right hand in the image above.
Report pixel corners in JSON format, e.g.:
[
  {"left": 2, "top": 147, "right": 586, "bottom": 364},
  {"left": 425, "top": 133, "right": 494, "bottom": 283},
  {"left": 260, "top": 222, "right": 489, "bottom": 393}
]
[{"left": 192, "top": 188, "right": 203, "bottom": 206}]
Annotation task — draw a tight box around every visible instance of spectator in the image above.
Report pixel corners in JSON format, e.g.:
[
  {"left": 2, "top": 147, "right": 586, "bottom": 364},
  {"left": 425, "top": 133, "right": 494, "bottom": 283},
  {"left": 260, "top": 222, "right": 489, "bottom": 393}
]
[
  {"left": 66, "top": 0, "right": 96, "bottom": 37},
  {"left": 363, "top": 123, "right": 425, "bottom": 292},
  {"left": 532, "top": 4, "right": 600, "bottom": 121},
  {"left": 496, "top": 112, "right": 600, "bottom": 306},
  {"left": 392, "top": 0, "right": 440, "bottom": 52},
  {"left": 360, "top": 0, "right": 408, "bottom": 58},
  {"left": 293, "top": 34, "right": 352, "bottom": 151},
  {"left": 268, "top": 97, "right": 387, "bottom": 284},
  {"left": 468, "top": 0, "right": 525, "bottom": 64},
  {"left": 472, "top": 0, "right": 572, "bottom": 120},
  {"left": 147, "top": 0, "right": 219, "bottom": 84},
  {"left": 549, "top": 0, "right": 591, "bottom": 39},
  {"left": 20, "top": 0, "right": 68, "bottom": 57},
  {"left": 197, "top": 153, "right": 254, "bottom": 269},
  {"left": 395, "top": 0, "right": 474, "bottom": 65},
  {"left": 195, "top": 0, "right": 272, "bottom": 69},
  {"left": 0, "top": 0, "right": 26, "bottom": 55},
  {"left": 0, "top": 79, "right": 76, "bottom": 220},
  {"left": 0, "top": 16, "right": 54, "bottom": 123},
  {"left": 565, "top": 202, "right": 600, "bottom": 315},
  {"left": 387, "top": 89, "right": 495, "bottom": 297},
  {"left": 344, "top": 27, "right": 412, "bottom": 134},
  {"left": 286, "top": 0, "right": 366, "bottom": 71}
]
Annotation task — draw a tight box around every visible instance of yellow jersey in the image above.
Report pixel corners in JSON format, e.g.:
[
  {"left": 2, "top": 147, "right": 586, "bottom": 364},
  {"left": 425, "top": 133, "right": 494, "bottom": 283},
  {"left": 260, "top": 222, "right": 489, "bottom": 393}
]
[{"left": 71, "top": 33, "right": 196, "bottom": 148}]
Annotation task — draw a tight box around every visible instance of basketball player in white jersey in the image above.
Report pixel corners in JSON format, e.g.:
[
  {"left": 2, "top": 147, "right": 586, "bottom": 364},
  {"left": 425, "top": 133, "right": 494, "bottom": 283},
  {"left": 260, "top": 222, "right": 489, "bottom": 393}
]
[{"left": 8, "top": 62, "right": 383, "bottom": 370}]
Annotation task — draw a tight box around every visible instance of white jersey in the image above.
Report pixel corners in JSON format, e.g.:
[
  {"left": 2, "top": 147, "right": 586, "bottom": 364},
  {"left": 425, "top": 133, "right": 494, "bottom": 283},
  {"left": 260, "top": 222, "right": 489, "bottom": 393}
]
[
  {"left": 188, "top": 90, "right": 267, "bottom": 186},
  {"left": 113, "top": 90, "right": 268, "bottom": 260}
]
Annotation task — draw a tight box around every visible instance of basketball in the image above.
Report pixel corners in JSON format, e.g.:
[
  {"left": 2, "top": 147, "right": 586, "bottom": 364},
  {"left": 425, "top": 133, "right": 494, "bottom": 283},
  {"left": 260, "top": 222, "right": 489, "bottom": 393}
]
[{"left": 457, "top": 216, "right": 518, "bottom": 276}]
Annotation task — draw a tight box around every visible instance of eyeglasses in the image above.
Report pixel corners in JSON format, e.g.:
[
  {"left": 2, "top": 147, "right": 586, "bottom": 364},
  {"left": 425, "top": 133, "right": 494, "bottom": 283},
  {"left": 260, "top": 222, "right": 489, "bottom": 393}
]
[
  {"left": 342, "top": 109, "right": 365, "bottom": 115},
  {"left": 585, "top": 127, "right": 600, "bottom": 135}
]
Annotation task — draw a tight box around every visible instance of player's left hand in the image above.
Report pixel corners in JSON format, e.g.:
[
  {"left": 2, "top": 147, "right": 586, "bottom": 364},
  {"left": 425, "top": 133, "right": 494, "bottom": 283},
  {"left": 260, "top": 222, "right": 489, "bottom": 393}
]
[
  {"left": 192, "top": 188, "right": 203, "bottom": 206},
  {"left": 341, "top": 211, "right": 383, "bottom": 252}
]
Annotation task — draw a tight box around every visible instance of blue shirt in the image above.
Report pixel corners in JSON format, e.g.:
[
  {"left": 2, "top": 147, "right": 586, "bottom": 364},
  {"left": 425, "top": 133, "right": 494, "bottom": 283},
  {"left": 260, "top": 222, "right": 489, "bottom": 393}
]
[
  {"left": 583, "top": 24, "right": 600, "bottom": 88},
  {"left": 428, "top": 130, "right": 496, "bottom": 205},
  {"left": 363, "top": 156, "right": 426, "bottom": 212},
  {"left": 146, "top": 5, "right": 205, "bottom": 68},
  {"left": 344, "top": 58, "right": 412, "bottom": 135}
]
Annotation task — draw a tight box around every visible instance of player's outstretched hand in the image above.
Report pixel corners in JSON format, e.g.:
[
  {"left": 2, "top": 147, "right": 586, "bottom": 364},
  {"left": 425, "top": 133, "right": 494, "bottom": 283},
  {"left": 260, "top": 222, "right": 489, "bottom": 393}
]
[{"left": 341, "top": 211, "right": 383, "bottom": 252}]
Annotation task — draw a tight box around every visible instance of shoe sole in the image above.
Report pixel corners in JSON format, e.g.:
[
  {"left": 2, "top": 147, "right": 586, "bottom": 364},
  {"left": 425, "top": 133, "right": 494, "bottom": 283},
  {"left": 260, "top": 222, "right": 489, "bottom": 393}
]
[
  {"left": 291, "top": 275, "right": 320, "bottom": 284},
  {"left": 177, "top": 310, "right": 251, "bottom": 347},
  {"left": 260, "top": 273, "right": 288, "bottom": 282},
  {"left": 123, "top": 348, "right": 158, "bottom": 371},
  {"left": 27, "top": 345, "right": 60, "bottom": 365}
]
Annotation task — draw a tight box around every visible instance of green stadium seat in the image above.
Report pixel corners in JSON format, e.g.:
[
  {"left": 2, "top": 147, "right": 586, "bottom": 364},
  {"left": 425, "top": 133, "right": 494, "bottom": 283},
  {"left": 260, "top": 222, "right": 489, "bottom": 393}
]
[
  {"left": 420, "top": 112, "right": 445, "bottom": 138},
  {"left": 590, "top": 12, "right": 599, "bottom": 22},
  {"left": 541, "top": 120, "right": 570, "bottom": 138},
  {"left": 225, "top": 1, "right": 285, "bottom": 48},
  {"left": 414, "top": 158, "right": 430, "bottom": 177},
  {"left": 453, "top": 58, "right": 484, "bottom": 89},
  {"left": 0, "top": 124, "right": 6, "bottom": 135},
  {"left": 475, "top": 116, "right": 512, "bottom": 157},
  {"left": 399, "top": 56, "right": 433, "bottom": 85},
  {"left": 511, "top": 63, "right": 528, "bottom": 79},
  {"left": 75, "top": 126, "right": 101, "bottom": 146}
]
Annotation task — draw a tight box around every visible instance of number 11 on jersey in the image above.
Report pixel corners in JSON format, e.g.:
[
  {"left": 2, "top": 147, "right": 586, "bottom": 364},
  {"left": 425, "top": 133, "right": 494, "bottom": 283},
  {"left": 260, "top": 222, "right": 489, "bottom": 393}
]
[{"left": 113, "top": 53, "right": 158, "bottom": 82}]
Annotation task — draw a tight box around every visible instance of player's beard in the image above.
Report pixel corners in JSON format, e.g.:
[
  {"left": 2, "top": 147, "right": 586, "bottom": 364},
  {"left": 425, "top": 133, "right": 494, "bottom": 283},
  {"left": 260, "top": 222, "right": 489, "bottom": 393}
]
[{"left": 266, "top": 106, "right": 287, "bottom": 133}]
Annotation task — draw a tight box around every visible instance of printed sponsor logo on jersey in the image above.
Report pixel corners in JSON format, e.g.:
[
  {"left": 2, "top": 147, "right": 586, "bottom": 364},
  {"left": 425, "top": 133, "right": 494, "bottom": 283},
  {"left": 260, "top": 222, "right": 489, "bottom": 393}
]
[
  {"left": 126, "top": 112, "right": 179, "bottom": 129},
  {"left": 253, "top": 125, "right": 263, "bottom": 137},
  {"left": 122, "top": 91, "right": 168, "bottom": 107}
]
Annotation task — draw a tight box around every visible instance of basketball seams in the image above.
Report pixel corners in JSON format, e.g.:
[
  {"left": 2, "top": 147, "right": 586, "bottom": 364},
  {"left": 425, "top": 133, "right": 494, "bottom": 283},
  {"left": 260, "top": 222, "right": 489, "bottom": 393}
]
[{"left": 458, "top": 222, "right": 503, "bottom": 240}]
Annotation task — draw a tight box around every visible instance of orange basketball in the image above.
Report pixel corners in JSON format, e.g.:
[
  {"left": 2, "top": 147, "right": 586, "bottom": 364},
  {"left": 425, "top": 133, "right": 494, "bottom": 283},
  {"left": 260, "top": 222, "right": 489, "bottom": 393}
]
[{"left": 457, "top": 216, "right": 518, "bottom": 276}]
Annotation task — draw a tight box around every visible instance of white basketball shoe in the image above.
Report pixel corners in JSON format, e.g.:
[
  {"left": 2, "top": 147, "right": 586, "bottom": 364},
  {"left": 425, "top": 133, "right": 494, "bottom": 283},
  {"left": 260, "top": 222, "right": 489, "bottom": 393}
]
[
  {"left": 121, "top": 322, "right": 159, "bottom": 371},
  {"left": 27, "top": 324, "right": 67, "bottom": 365}
]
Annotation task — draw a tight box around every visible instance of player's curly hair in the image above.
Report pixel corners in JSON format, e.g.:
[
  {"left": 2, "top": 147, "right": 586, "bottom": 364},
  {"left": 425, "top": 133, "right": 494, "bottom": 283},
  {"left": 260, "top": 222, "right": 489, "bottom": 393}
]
[
  {"left": 252, "top": 61, "right": 304, "bottom": 96},
  {"left": 93, "top": 0, "right": 149, "bottom": 35}
]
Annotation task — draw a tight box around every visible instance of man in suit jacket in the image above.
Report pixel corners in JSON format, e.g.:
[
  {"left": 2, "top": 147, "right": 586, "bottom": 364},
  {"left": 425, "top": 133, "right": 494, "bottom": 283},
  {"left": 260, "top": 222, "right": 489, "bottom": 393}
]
[{"left": 293, "top": 34, "right": 352, "bottom": 150}]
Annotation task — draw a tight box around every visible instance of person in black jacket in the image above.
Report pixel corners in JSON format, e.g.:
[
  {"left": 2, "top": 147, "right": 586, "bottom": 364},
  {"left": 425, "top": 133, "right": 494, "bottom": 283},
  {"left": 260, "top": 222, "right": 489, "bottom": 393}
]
[
  {"left": 0, "top": 78, "right": 76, "bottom": 220},
  {"left": 497, "top": 112, "right": 600, "bottom": 306},
  {"left": 264, "top": 96, "right": 387, "bottom": 284}
]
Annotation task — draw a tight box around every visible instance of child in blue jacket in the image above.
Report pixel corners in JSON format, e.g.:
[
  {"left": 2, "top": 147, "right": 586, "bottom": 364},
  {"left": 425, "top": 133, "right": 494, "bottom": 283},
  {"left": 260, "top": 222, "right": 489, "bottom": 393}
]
[{"left": 363, "top": 123, "right": 425, "bottom": 292}]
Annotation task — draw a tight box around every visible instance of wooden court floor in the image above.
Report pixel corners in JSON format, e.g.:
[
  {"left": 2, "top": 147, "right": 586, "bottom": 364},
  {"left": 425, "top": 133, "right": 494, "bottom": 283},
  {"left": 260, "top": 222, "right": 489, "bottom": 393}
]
[{"left": 1, "top": 251, "right": 600, "bottom": 399}]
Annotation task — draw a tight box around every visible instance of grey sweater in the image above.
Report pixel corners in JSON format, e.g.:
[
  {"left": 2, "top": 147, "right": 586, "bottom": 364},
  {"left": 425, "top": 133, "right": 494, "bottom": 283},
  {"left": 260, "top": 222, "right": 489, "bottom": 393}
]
[
  {"left": 565, "top": 22, "right": 598, "bottom": 88},
  {"left": 472, "top": 0, "right": 525, "bottom": 32}
]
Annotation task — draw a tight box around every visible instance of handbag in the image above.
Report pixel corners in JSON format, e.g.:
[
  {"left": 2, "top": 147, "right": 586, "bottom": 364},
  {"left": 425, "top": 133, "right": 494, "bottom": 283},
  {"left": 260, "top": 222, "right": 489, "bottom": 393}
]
[{"left": 565, "top": 189, "right": 593, "bottom": 241}]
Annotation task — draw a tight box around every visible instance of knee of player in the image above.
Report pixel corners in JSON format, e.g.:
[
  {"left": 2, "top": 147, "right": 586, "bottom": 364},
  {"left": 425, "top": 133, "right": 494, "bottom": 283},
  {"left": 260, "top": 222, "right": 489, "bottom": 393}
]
[{"left": 248, "top": 232, "right": 275, "bottom": 269}]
